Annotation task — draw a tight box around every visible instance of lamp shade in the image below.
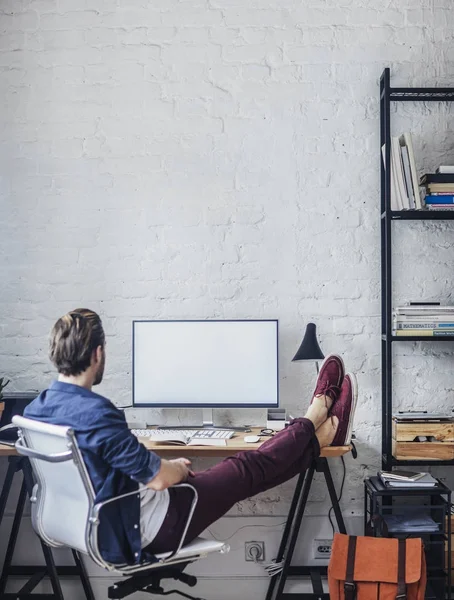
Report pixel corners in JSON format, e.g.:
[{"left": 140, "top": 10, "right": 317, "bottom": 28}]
[{"left": 292, "top": 323, "right": 324, "bottom": 362}]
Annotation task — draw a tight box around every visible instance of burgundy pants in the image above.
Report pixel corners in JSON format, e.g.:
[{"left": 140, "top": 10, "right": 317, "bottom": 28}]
[{"left": 145, "top": 417, "right": 320, "bottom": 554}]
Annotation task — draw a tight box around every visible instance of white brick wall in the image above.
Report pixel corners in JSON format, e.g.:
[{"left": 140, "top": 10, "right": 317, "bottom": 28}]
[{"left": 2, "top": 0, "right": 454, "bottom": 577}]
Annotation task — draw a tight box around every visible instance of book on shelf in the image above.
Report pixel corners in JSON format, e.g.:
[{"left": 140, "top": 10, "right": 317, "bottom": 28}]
[
  {"left": 400, "top": 133, "right": 422, "bottom": 209},
  {"left": 394, "top": 311, "right": 454, "bottom": 322},
  {"left": 133, "top": 431, "right": 227, "bottom": 447},
  {"left": 382, "top": 143, "right": 400, "bottom": 210},
  {"left": 394, "top": 317, "right": 454, "bottom": 324},
  {"left": 426, "top": 184, "right": 454, "bottom": 193},
  {"left": 393, "top": 329, "right": 454, "bottom": 336},
  {"left": 424, "top": 195, "right": 454, "bottom": 204},
  {"left": 393, "top": 322, "right": 454, "bottom": 329},
  {"left": 401, "top": 145, "right": 416, "bottom": 208},
  {"left": 395, "top": 305, "right": 454, "bottom": 315},
  {"left": 383, "top": 133, "right": 422, "bottom": 210},
  {"left": 426, "top": 205, "right": 454, "bottom": 210},
  {"left": 392, "top": 136, "right": 410, "bottom": 209},
  {"left": 378, "top": 472, "right": 438, "bottom": 489},
  {"left": 381, "top": 514, "right": 439, "bottom": 532},
  {"left": 379, "top": 470, "right": 426, "bottom": 481},
  {"left": 420, "top": 173, "right": 454, "bottom": 185},
  {"left": 436, "top": 166, "right": 454, "bottom": 174}
]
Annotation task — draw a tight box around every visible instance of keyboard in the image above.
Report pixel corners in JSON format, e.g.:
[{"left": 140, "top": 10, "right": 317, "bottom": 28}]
[{"left": 131, "top": 428, "right": 235, "bottom": 440}]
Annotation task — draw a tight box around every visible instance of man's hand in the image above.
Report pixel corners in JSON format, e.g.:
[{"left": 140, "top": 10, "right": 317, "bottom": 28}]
[
  {"left": 146, "top": 457, "right": 194, "bottom": 491},
  {"left": 170, "top": 457, "right": 195, "bottom": 478}
]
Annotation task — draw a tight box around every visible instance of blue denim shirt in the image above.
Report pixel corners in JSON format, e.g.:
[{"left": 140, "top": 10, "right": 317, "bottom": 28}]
[{"left": 24, "top": 381, "right": 161, "bottom": 565}]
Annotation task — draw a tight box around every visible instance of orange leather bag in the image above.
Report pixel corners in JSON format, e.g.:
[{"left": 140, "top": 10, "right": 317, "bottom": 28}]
[{"left": 328, "top": 534, "right": 426, "bottom": 600}]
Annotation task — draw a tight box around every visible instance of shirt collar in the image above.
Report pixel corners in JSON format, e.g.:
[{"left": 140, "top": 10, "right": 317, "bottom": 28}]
[{"left": 49, "top": 380, "right": 96, "bottom": 398}]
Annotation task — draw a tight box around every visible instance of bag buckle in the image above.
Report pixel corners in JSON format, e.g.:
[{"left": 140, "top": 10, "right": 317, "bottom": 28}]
[
  {"left": 396, "top": 595, "right": 407, "bottom": 600},
  {"left": 344, "top": 581, "right": 356, "bottom": 596}
]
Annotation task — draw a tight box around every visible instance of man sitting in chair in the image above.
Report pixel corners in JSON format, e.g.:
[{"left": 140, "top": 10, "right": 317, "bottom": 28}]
[{"left": 25, "top": 309, "right": 358, "bottom": 565}]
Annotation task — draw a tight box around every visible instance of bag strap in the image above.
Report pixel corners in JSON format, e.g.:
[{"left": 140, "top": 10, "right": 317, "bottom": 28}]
[
  {"left": 344, "top": 535, "right": 357, "bottom": 600},
  {"left": 396, "top": 539, "right": 407, "bottom": 600}
]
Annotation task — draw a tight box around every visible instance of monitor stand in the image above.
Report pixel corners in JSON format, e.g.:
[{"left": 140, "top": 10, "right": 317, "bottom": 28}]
[
  {"left": 157, "top": 408, "right": 251, "bottom": 432},
  {"left": 202, "top": 408, "right": 215, "bottom": 428}
]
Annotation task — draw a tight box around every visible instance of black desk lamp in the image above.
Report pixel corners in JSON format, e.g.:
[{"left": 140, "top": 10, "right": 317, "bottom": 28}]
[{"left": 292, "top": 323, "right": 324, "bottom": 374}]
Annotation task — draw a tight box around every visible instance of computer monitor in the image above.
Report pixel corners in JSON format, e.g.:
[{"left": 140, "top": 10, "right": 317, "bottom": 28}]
[{"left": 132, "top": 319, "right": 279, "bottom": 425}]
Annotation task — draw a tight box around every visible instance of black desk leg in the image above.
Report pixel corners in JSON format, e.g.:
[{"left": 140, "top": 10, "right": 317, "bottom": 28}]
[
  {"left": 265, "top": 465, "right": 316, "bottom": 600},
  {"left": 0, "top": 459, "right": 17, "bottom": 527},
  {"left": 0, "top": 473, "right": 28, "bottom": 596},
  {"left": 265, "top": 466, "right": 308, "bottom": 600},
  {"left": 265, "top": 457, "right": 346, "bottom": 600},
  {"left": 72, "top": 550, "right": 95, "bottom": 600},
  {"left": 39, "top": 543, "right": 65, "bottom": 600}
]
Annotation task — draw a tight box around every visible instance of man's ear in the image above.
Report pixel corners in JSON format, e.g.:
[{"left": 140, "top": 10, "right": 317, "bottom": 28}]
[{"left": 93, "top": 345, "right": 103, "bottom": 365}]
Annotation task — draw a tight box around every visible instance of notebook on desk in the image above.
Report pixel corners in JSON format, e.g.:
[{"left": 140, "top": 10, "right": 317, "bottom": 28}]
[{"left": 132, "top": 429, "right": 228, "bottom": 447}]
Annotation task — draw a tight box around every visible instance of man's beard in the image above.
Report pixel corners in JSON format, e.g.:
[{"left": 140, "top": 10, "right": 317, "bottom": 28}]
[{"left": 93, "top": 350, "right": 105, "bottom": 386}]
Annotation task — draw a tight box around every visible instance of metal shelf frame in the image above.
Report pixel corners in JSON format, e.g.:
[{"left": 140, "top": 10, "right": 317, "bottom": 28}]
[{"left": 380, "top": 67, "right": 454, "bottom": 470}]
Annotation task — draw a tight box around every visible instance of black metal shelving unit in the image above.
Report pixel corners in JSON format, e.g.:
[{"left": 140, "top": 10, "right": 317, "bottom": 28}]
[
  {"left": 380, "top": 67, "right": 454, "bottom": 470},
  {"left": 365, "top": 477, "right": 452, "bottom": 600}
]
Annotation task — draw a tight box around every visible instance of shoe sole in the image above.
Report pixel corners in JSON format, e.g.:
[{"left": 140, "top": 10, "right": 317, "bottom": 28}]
[
  {"left": 343, "top": 372, "right": 358, "bottom": 445},
  {"left": 315, "top": 353, "right": 345, "bottom": 389}
]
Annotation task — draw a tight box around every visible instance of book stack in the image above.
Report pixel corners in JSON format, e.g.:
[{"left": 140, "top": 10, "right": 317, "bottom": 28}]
[
  {"left": 421, "top": 169, "right": 454, "bottom": 210},
  {"left": 381, "top": 514, "right": 439, "bottom": 534},
  {"left": 382, "top": 132, "right": 422, "bottom": 210},
  {"left": 378, "top": 470, "right": 438, "bottom": 488},
  {"left": 393, "top": 304, "right": 454, "bottom": 336}
]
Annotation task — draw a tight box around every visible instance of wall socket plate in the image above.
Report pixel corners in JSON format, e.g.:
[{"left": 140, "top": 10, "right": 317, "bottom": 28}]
[
  {"left": 313, "top": 538, "right": 333, "bottom": 559},
  {"left": 245, "top": 541, "right": 265, "bottom": 562}
]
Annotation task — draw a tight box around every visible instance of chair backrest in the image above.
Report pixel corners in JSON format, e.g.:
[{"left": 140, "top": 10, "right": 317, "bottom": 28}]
[{"left": 13, "top": 415, "right": 95, "bottom": 555}]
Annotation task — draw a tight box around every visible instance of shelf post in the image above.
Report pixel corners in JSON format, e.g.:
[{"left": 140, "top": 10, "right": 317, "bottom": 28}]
[{"left": 380, "top": 68, "right": 393, "bottom": 470}]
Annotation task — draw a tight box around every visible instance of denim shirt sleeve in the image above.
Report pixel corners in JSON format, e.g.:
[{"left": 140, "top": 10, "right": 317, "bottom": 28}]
[{"left": 98, "top": 408, "right": 161, "bottom": 485}]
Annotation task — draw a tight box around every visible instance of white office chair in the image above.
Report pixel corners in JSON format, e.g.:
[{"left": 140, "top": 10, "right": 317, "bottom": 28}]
[{"left": 12, "top": 415, "right": 229, "bottom": 599}]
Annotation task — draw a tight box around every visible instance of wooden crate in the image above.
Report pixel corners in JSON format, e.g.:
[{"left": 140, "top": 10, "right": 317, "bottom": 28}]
[
  {"left": 392, "top": 420, "right": 454, "bottom": 442},
  {"left": 392, "top": 419, "right": 454, "bottom": 460},
  {"left": 392, "top": 439, "right": 454, "bottom": 460}
]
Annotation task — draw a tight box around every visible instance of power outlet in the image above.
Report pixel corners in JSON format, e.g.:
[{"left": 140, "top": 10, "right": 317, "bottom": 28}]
[
  {"left": 313, "top": 538, "right": 333, "bottom": 559},
  {"left": 245, "top": 541, "right": 265, "bottom": 562}
]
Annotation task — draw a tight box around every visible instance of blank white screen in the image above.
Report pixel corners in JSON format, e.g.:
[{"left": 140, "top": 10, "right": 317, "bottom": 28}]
[{"left": 133, "top": 320, "right": 278, "bottom": 407}]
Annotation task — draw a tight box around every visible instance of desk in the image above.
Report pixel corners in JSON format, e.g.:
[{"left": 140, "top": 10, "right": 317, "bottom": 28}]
[
  {"left": 1, "top": 433, "right": 352, "bottom": 600},
  {"left": 1, "top": 427, "right": 351, "bottom": 458}
]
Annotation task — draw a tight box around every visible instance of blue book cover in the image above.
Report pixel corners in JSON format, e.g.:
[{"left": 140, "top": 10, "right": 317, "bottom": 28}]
[{"left": 424, "top": 195, "right": 454, "bottom": 204}]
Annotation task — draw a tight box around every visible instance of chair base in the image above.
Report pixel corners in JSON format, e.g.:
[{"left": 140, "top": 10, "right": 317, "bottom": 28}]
[{"left": 108, "top": 565, "right": 203, "bottom": 600}]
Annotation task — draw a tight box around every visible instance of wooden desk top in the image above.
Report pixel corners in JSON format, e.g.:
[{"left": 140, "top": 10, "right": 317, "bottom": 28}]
[
  {"left": 140, "top": 427, "right": 351, "bottom": 458},
  {"left": 0, "top": 444, "right": 17, "bottom": 457},
  {"left": 0, "top": 427, "right": 352, "bottom": 459}
]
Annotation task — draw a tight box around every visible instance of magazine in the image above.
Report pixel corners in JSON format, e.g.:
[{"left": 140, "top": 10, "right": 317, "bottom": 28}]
[{"left": 133, "top": 430, "right": 227, "bottom": 447}]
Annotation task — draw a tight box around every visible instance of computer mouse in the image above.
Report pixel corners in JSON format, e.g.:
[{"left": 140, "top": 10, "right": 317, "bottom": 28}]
[{"left": 244, "top": 435, "right": 260, "bottom": 443}]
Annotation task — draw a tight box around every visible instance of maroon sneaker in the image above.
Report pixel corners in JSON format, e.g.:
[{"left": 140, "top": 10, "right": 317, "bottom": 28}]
[
  {"left": 311, "top": 354, "right": 345, "bottom": 404},
  {"left": 330, "top": 373, "right": 358, "bottom": 446}
]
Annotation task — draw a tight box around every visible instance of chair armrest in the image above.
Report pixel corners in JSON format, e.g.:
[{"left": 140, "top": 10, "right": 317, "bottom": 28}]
[{"left": 93, "top": 482, "right": 198, "bottom": 561}]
